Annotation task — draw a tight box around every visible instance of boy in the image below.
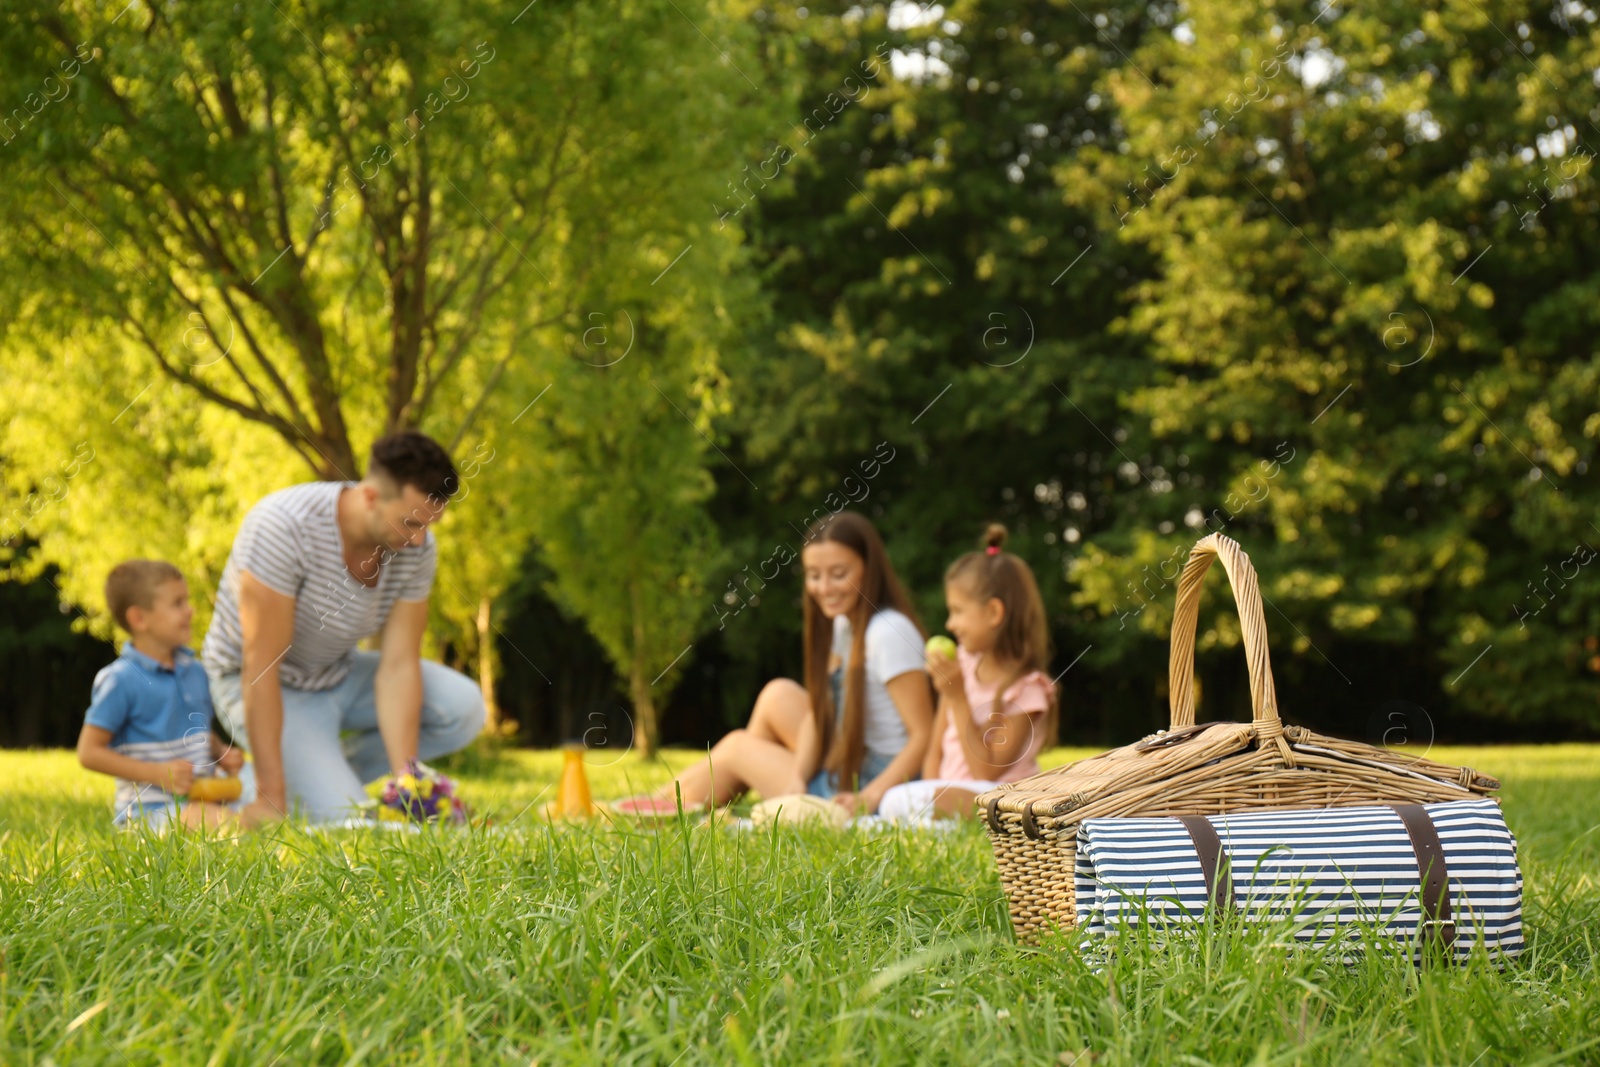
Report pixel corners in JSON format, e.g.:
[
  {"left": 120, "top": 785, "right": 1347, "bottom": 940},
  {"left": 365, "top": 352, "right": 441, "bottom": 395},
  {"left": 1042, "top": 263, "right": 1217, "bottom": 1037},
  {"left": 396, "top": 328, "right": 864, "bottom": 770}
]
[{"left": 77, "top": 560, "right": 250, "bottom": 831}]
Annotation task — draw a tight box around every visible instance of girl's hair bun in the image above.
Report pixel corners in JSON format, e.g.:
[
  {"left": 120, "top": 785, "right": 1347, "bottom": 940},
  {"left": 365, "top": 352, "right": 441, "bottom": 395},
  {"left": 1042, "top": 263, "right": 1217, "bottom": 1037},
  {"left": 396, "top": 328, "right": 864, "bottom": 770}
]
[{"left": 982, "top": 523, "right": 1008, "bottom": 551}]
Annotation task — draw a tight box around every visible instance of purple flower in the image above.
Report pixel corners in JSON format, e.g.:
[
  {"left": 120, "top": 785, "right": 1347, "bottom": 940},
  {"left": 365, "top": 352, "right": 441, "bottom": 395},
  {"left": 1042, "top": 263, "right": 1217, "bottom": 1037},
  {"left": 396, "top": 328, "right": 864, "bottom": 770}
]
[{"left": 375, "top": 759, "right": 469, "bottom": 824}]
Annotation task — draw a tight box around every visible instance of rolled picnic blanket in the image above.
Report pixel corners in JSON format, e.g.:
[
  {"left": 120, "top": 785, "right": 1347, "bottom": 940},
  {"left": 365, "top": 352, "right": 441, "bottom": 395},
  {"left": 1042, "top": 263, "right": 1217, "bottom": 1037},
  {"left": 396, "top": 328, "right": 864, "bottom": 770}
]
[{"left": 1074, "top": 798, "right": 1523, "bottom": 961}]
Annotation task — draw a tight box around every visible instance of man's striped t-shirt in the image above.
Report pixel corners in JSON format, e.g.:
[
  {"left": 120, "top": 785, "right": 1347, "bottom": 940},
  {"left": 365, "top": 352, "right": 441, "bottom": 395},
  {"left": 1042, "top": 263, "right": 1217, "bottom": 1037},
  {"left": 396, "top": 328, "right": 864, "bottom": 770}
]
[{"left": 201, "top": 481, "right": 437, "bottom": 691}]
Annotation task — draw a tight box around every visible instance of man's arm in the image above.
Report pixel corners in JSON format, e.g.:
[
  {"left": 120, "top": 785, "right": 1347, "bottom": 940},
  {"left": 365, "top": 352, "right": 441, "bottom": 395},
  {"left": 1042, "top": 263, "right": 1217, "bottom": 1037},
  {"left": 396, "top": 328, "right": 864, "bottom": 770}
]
[
  {"left": 238, "top": 569, "right": 296, "bottom": 823},
  {"left": 374, "top": 599, "right": 429, "bottom": 776}
]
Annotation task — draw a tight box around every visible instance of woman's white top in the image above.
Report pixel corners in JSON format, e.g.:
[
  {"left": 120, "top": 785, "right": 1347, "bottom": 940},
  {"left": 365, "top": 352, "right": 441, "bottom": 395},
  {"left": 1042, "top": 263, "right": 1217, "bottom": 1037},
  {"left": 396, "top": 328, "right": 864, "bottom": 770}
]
[{"left": 831, "top": 608, "right": 927, "bottom": 761}]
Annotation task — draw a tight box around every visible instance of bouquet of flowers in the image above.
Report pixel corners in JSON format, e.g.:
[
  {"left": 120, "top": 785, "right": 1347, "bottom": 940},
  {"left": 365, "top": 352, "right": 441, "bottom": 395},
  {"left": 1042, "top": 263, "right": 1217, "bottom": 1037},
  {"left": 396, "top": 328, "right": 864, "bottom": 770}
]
[{"left": 362, "top": 759, "right": 470, "bottom": 825}]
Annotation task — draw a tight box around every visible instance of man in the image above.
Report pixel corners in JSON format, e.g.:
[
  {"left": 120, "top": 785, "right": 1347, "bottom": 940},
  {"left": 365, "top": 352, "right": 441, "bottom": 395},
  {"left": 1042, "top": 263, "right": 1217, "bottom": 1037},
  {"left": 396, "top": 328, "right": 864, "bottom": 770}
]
[{"left": 202, "top": 431, "right": 484, "bottom": 825}]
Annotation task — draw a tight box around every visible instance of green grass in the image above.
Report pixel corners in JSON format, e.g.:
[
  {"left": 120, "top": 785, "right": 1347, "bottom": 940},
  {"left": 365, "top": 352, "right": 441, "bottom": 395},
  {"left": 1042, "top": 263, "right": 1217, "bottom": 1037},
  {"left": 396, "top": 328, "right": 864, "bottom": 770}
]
[{"left": 1, "top": 744, "right": 1597, "bottom": 1065}]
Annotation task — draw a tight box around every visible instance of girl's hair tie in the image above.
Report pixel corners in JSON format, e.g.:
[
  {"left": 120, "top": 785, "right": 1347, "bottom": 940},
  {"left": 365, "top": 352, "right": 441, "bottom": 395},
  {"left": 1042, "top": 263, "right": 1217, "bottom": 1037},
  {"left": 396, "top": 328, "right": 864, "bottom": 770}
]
[{"left": 985, "top": 545, "right": 1001, "bottom": 556}]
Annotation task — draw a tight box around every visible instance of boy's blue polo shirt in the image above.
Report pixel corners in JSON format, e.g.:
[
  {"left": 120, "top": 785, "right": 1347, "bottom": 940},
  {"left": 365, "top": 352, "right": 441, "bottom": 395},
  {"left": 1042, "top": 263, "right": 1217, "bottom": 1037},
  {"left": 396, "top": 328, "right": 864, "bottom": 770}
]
[{"left": 84, "top": 643, "right": 215, "bottom": 819}]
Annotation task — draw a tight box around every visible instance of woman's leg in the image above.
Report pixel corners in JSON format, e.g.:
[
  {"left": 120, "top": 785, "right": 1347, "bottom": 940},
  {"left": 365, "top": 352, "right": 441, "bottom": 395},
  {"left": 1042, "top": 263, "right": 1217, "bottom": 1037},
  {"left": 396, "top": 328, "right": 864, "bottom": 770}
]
[
  {"left": 664, "top": 679, "right": 812, "bottom": 805},
  {"left": 745, "top": 679, "right": 810, "bottom": 747}
]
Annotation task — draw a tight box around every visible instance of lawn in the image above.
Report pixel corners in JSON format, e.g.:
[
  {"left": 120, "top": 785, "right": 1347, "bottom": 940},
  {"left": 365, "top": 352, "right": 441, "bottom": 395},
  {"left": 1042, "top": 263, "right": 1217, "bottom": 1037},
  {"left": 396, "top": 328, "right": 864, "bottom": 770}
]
[{"left": 2, "top": 744, "right": 1597, "bottom": 1065}]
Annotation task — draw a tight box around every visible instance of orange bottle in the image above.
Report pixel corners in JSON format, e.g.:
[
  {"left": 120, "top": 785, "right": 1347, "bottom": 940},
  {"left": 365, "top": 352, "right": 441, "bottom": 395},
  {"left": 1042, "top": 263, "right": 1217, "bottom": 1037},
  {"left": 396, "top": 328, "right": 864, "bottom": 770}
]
[{"left": 555, "top": 743, "right": 595, "bottom": 819}]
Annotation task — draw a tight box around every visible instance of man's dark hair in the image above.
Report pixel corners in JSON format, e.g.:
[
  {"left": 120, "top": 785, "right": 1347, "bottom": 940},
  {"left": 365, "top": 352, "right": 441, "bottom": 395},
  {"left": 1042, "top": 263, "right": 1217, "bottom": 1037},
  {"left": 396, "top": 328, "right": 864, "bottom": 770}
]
[{"left": 367, "top": 431, "right": 459, "bottom": 502}]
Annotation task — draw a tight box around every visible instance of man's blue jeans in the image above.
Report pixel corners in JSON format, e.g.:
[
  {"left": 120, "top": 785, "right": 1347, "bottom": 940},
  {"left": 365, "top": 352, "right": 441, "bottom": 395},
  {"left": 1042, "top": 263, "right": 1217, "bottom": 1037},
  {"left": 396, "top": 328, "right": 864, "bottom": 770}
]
[{"left": 209, "top": 651, "right": 485, "bottom": 823}]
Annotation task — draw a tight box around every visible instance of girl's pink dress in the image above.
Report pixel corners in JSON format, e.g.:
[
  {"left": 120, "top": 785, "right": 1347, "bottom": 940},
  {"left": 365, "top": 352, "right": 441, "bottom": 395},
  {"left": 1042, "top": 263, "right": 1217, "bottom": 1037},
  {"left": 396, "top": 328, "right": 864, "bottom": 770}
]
[{"left": 939, "top": 647, "right": 1053, "bottom": 783}]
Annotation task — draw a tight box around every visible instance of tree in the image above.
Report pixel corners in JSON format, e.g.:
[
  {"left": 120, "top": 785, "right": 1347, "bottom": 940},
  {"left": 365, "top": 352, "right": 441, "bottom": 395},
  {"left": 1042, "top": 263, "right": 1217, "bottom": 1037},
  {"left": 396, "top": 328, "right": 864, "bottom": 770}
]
[
  {"left": 1060, "top": 0, "right": 1600, "bottom": 730},
  {"left": 525, "top": 350, "right": 728, "bottom": 760},
  {"left": 0, "top": 0, "right": 784, "bottom": 716},
  {"left": 700, "top": 0, "right": 1598, "bottom": 741},
  {"left": 692, "top": 0, "right": 1168, "bottom": 736}
]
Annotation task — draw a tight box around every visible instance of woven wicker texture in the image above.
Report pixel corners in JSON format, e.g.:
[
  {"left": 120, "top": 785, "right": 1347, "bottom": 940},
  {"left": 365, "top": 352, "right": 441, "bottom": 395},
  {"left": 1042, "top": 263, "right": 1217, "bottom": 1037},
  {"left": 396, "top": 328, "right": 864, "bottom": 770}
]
[{"left": 975, "top": 533, "right": 1500, "bottom": 943}]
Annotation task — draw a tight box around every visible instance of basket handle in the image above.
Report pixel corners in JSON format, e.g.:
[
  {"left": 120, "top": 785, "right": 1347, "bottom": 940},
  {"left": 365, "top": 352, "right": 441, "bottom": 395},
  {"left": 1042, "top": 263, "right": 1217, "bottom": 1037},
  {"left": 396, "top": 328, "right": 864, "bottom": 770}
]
[{"left": 1168, "top": 533, "right": 1280, "bottom": 729}]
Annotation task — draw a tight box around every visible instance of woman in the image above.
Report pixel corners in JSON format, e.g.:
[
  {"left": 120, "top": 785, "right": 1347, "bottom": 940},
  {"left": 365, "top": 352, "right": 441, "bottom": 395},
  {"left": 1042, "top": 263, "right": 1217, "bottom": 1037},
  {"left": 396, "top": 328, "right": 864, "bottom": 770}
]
[{"left": 616, "top": 511, "right": 933, "bottom": 815}]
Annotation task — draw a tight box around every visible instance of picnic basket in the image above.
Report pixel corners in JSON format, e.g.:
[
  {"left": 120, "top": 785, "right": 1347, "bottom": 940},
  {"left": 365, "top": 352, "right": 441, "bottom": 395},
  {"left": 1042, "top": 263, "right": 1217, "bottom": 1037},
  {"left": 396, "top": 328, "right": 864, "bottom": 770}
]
[{"left": 975, "top": 532, "right": 1502, "bottom": 943}]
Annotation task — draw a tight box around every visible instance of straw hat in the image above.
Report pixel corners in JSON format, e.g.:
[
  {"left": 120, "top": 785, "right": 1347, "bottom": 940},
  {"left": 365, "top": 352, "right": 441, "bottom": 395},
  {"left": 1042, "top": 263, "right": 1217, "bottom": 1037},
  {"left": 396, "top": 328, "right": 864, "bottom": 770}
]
[{"left": 750, "top": 793, "right": 850, "bottom": 829}]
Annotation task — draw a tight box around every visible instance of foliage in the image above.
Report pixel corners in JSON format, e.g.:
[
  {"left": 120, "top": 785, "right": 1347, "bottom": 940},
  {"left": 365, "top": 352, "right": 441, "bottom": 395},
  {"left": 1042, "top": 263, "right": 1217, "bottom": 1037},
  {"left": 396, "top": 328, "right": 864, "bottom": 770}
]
[
  {"left": 679, "top": 0, "right": 1171, "bottom": 735},
  {"left": 522, "top": 303, "right": 742, "bottom": 757},
  {"left": 710, "top": 0, "right": 1600, "bottom": 738},
  {"left": 1057, "top": 0, "right": 1600, "bottom": 729},
  {"left": 0, "top": 0, "right": 784, "bottom": 726}
]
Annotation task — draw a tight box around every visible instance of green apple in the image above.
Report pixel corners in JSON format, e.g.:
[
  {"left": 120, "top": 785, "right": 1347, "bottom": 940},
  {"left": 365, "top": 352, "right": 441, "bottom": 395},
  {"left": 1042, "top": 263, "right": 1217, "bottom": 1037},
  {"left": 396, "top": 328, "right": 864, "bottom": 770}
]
[{"left": 925, "top": 635, "right": 958, "bottom": 659}]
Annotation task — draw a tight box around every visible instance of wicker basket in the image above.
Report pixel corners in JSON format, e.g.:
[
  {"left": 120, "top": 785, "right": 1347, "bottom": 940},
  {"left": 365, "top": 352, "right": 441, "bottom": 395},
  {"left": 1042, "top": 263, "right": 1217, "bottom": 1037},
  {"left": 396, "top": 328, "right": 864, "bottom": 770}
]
[{"left": 975, "top": 532, "right": 1501, "bottom": 944}]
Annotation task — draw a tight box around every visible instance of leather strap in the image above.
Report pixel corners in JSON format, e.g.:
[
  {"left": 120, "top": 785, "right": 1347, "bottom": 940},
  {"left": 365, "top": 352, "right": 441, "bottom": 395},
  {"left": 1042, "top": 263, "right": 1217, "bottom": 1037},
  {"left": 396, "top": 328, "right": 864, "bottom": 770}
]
[
  {"left": 1390, "top": 803, "right": 1456, "bottom": 950},
  {"left": 1020, "top": 802, "right": 1042, "bottom": 840},
  {"left": 1179, "top": 814, "right": 1234, "bottom": 915}
]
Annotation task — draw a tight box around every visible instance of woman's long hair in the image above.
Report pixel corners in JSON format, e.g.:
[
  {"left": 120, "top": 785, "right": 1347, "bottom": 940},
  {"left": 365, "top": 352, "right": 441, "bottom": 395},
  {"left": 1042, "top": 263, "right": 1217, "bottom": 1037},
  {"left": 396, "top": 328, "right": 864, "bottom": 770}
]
[
  {"left": 944, "top": 523, "right": 1058, "bottom": 744},
  {"left": 801, "top": 511, "right": 926, "bottom": 786}
]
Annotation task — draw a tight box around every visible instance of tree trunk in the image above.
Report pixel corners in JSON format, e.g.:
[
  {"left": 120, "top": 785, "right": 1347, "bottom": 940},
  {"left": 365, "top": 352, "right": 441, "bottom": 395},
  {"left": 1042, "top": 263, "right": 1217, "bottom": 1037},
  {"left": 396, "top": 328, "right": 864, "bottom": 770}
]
[
  {"left": 629, "top": 576, "right": 659, "bottom": 758},
  {"left": 477, "top": 595, "right": 500, "bottom": 735},
  {"left": 629, "top": 665, "right": 658, "bottom": 760},
  {"left": 309, "top": 435, "right": 360, "bottom": 482}
]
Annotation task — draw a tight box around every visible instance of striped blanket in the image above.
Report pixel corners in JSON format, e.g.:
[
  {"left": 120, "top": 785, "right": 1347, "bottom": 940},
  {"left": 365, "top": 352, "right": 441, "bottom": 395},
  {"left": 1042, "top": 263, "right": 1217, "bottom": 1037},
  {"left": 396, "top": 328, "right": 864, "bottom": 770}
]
[{"left": 1074, "top": 799, "right": 1523, "bottom": 960}]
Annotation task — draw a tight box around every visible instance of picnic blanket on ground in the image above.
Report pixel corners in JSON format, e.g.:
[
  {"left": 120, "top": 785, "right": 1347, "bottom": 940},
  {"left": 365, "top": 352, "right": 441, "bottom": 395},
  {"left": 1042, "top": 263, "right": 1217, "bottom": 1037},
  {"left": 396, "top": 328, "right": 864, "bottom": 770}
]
[{"left": 1074, "top": 798, "right": 1523, "bottom": 960}]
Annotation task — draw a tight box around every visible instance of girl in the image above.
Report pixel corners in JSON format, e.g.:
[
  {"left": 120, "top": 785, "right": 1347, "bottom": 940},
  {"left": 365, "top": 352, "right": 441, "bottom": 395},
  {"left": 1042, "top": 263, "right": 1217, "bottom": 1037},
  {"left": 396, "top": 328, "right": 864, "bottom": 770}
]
[
  {"left": 614, "top": 510, "right": 933, "bottom": 816},
  {"left": 877, "top": 524, "right": 1057, "bottom": 823}
]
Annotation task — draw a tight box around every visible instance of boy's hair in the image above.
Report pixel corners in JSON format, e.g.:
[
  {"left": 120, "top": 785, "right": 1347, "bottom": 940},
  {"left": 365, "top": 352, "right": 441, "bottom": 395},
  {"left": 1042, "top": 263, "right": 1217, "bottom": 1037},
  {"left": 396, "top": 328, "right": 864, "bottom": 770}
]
[
  {"left": 945, "top": 524, "right": 1058, "bottom": 744},
  {"left": 105, "top": 559, "right": 185, "bottom": 632},
  {"left": 368, "top": 430, "right": 459, "bottom": 503}
]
